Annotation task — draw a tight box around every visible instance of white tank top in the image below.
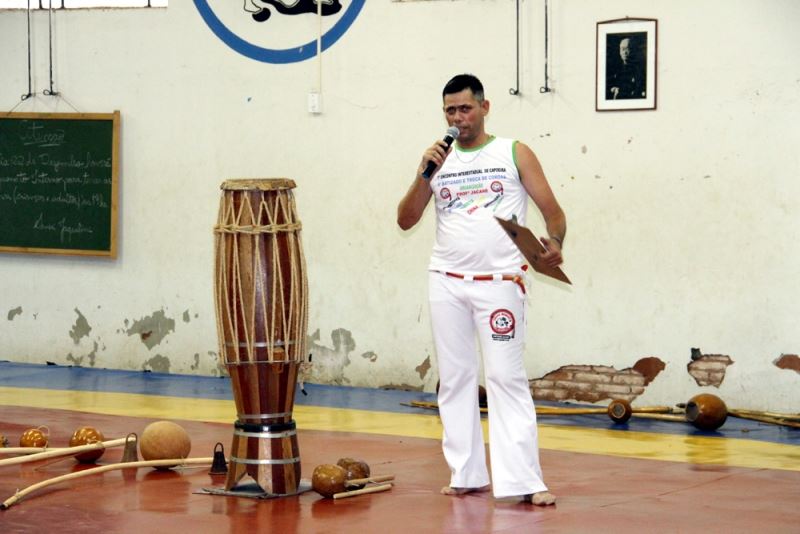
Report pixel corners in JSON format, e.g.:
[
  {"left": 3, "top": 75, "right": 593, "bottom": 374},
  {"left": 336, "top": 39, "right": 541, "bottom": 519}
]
[{"left": 428, "top": 136, "right": 528, "bottom": 275}]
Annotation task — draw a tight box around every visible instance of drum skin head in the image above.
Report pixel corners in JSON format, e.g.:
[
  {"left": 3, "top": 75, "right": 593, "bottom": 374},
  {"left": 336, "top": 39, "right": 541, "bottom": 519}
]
[{"left": 221, "top": 179, "right": 296, "bottom": 191}]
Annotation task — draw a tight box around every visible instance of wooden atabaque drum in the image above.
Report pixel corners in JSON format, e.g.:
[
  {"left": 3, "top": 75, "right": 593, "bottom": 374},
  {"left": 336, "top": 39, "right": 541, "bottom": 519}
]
[{"left": 214, "top": 178, "right": 308, "bottom": 495}]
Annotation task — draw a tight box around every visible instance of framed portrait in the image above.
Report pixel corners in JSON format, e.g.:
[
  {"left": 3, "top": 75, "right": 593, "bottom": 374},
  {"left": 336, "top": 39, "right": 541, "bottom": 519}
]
[{"left": 596, "top": 18, "right": 657, "bottom": 111}]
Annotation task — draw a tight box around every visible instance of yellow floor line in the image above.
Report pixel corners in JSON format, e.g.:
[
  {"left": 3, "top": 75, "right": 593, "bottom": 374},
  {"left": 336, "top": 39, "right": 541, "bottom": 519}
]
[{"left": 1, "top": 386, "right": 798, "bottom": 472}]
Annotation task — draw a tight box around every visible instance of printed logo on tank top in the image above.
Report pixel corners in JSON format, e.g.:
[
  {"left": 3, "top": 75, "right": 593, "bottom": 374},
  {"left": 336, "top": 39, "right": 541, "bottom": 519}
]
[
  {"left": 489, "top": 309, "right": 515, "bottom": 341},
  {"left": 435, "top": 167, "right": 509, "bottom": 215}
]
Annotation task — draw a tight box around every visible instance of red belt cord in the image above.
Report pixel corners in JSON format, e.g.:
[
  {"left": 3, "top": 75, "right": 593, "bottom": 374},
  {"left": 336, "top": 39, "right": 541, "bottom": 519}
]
[{"left": 443, "top": 272, "right": 526, "bottom": 294}]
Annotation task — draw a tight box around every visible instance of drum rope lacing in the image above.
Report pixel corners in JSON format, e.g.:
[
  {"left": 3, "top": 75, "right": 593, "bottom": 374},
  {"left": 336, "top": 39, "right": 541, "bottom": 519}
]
[
  {"left": 214, "top": 221, "right": 303, "bottom": 234},
  {"left": 213, "top": 186, "right": 309, "bottom": 367}
]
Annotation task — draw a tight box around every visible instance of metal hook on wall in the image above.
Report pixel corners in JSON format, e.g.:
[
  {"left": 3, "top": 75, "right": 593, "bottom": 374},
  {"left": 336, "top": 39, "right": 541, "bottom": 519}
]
[
  {"left": 539, "top": 0, "right": 552, "bottom": 94},
  {"left": 43, "top": 1, "right": 60, "bottom": 97},
  {"left": 509, "top": 0, "right": 521, "bottom": 96},
  {"left": 510, "top": 0, "right": 553, "bottom": 96},
  {"left": 21, "top": 0, "right": 34, "bottom": 100}
]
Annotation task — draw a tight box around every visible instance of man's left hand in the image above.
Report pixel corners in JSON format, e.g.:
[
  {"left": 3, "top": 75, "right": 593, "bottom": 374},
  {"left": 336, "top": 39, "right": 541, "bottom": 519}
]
[{"left": 539, "top": 237, "right": 563, "bottom": 268}]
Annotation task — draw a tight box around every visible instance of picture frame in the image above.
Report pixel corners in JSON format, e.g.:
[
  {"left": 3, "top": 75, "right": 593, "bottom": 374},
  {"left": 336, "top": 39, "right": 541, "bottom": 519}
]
[{"left": 596, "top": 18, "right": 657, "bottom": 111}]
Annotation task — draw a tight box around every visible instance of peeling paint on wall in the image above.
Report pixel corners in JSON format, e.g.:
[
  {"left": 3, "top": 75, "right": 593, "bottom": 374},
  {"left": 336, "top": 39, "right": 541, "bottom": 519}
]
[
  {"left": 210, "top": 350, "right": 226, "bottom": 377},
  {"left": 7, "top": 307, "right": 22, "bottom": 321},
  {"left": 415, "top": 356, "right": 431, "bottom": 380},
  {"left": 183, "top": 310, "right": 191, "bottom": 323},
  {"left": 143, "top": 354, "right": 171, "bottom": 373},
  {"left": 687, "top": 348, "right": 733, "bottom": 387},
  {"left": 66, "top": 341, "right": 99, "bottom": 367},
  {"left": 298, "top": 359, "right": 312, "bottom": 387},
  {"left": 529, "top": 357, "right": 666, "bottom": 403},
  {"left": 126, "top": 310, "right": 176, "bottom": 350},
  {"left": 307, "top": 328, "right": 354, "bottom": 385},
  {"left": 774, "top": 354, "right": 800, "bottom": 374},
  {"left": 362, "top": 351, "right": 378, "bottom": 362},
  {"left": 379, "top": 383, "right": 424, "bottom": 392},
  {"left": 69, "top": 308, "right": 92, "bottom": 344}
]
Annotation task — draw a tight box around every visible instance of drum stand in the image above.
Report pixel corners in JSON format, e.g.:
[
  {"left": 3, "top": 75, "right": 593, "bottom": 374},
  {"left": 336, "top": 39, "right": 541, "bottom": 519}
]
[
  {"left": 225, "top": 420, "right": 302, "bottom": 496},
  {"left": 224, "top": 361, "right": 304, "bottom": 496}
]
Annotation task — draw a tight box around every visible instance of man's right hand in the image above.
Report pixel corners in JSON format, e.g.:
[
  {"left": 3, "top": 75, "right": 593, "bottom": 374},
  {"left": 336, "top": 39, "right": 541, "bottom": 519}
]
[{"left": 418, "top": 139, "right": 453, "bottom": 178}]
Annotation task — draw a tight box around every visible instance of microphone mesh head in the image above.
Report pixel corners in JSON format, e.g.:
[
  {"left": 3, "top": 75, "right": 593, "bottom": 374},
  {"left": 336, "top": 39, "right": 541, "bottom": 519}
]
[{"left": 446, "top": 126, "right": 460, "bottom": 139}]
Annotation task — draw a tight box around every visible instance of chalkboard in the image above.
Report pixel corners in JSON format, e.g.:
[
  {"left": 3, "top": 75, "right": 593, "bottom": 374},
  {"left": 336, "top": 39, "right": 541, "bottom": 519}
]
[{"left": 0, "top": 112, "right": 119, "bottom": 258}]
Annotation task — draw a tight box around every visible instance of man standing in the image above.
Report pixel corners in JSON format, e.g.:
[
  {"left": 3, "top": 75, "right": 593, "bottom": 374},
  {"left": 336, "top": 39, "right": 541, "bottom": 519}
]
[{"left": 397, "top": 74, "right": 565, "bottom": 506}]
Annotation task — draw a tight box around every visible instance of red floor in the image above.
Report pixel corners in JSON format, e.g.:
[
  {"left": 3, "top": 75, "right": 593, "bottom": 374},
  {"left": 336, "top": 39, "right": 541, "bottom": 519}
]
[{"left": 1, "top": 406, "right": 799, "bottom": 533}]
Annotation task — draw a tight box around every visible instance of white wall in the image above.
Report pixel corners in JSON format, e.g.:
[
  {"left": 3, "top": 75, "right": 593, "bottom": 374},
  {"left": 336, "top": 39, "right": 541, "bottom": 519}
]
[{"left": 1, "top": 0, "right": 798, "bottom": 410}]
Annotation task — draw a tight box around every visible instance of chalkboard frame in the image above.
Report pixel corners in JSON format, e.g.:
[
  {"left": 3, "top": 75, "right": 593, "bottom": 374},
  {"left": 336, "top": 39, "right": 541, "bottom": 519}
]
[{"left": 0, "top": 111, "right": 120, "bottom": 258}]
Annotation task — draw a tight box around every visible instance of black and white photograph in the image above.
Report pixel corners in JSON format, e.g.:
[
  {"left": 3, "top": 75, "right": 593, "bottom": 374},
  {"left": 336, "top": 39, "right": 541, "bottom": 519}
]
[{"left": 596, "top": 18, "right": 657, "bottom": 111}]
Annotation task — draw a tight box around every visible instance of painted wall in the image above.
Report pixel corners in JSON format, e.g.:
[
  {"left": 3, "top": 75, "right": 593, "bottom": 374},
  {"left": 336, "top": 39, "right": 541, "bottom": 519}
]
[{"left": 1, "top": 0, "right": 798, "bottom": 411}]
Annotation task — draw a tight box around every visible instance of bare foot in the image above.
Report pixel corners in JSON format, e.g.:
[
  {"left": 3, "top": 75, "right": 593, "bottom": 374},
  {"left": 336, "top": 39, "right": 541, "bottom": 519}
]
[
  {"left": 441, "top": 485, "right": 491, "bottom": 496},
  {"left": 523, "top": 491, "right": 556, "bottom": 506}
]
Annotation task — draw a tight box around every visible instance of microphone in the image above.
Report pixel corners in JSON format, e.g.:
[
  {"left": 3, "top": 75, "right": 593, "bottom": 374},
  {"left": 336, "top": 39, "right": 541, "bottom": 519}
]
[{"left": 421, "top": 126, "right": 460, "bottom": 179}]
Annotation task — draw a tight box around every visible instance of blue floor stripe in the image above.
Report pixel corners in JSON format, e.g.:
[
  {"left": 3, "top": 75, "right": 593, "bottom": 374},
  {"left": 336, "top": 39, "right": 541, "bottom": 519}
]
[
  {"left": 0, "top": 361, "right": 435, "bottom": 411},
  {"left": 1, "top": 361, "right": 798, "bottom": 445},
  {"left": 1, "top": 361, "right": 233, "bottom": 399}
]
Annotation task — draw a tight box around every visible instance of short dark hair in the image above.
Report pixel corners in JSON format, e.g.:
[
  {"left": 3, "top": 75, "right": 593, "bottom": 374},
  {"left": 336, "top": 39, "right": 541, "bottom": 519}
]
[{"left": 442, "top": 74, "right": 485, "bottom": 101}]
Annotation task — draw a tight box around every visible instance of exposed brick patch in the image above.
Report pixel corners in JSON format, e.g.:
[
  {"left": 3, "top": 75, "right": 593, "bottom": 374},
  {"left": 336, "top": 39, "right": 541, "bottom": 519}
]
[
  {"left": 632, "top": 356, "right": 666, "bottom": 385},
  {"left": 529, "top": 357, "right": 664, "bottom": 403},
  {"left": 687, "top": 349, "right": 733, "bottom": 387},
  {"left": 774, "top": 354, "right": 800, "bottom": 374}
]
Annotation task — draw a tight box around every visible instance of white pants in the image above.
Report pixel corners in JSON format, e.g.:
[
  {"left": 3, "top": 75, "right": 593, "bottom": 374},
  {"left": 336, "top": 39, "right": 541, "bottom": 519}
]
[{"left": 429, "top": 271, "right": 547, "bottom": 498}]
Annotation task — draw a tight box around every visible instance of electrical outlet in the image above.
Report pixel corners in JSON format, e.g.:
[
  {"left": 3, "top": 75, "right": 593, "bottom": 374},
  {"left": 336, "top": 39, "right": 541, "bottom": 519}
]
[{"left": 308, "top": 92, "right": 322, "bottom": 114}]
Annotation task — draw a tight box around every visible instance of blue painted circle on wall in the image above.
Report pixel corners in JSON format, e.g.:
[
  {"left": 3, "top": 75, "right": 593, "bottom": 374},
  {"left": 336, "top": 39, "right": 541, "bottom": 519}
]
[{"left": 193, "top": 0, "right": 366, "bottom": 64}]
